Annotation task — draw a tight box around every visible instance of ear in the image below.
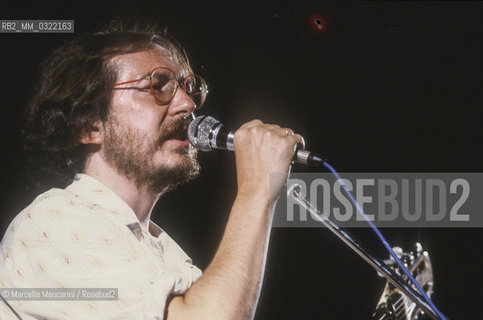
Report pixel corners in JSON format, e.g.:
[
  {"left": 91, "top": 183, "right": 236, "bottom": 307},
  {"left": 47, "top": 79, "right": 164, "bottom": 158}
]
[{"left": 79, "top": 120, "right": 103, "bottom": 145}]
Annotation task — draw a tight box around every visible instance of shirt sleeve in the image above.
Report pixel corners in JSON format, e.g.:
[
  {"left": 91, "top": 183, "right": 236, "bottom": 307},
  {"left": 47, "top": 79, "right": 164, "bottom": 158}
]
[{"left": 0, "top": 191, "right": 202, "bottom": 320}]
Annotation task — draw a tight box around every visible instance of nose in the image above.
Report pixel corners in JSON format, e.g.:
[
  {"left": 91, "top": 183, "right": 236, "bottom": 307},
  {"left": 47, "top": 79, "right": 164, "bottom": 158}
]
[{"left": 167, "top": 86, "right": 196, "bottom": 119}]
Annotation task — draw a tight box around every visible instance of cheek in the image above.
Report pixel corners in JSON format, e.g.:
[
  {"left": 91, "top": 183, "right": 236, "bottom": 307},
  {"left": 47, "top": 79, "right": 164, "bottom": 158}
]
[
  {"left": 134, "top": 110, "right": 169, "bottom": 137},
  {"left": 111, "top": 91, "right": 169, "bottom": 131}
]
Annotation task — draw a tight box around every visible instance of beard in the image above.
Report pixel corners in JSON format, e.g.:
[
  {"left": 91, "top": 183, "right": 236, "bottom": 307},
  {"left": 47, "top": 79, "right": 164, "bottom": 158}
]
[{"left": 103, "top": 116, "right": 200, "bottom": 195}]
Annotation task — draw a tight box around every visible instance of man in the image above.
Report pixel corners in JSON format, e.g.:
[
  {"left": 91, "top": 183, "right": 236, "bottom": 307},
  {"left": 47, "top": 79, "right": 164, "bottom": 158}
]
[{"left": 0, "top": 22, "right": 302, "bottom": 319}]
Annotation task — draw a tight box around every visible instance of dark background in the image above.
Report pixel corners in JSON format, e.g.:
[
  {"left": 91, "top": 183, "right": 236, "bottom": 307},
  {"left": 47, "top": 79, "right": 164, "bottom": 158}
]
[{"left": 1, "top": 1, "right": 482, "bottom": 319}]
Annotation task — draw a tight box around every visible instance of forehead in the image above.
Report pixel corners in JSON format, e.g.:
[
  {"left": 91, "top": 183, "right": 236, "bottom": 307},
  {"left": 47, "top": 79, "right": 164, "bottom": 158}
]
[{"left": 112, "top": 45, "right": 183, "bottom": 81}]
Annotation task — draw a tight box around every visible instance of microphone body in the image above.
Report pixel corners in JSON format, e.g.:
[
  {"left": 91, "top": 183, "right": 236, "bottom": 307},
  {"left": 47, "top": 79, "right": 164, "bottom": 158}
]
[{"left": 188, "top": 116, "right": 326, "bottom": 166}]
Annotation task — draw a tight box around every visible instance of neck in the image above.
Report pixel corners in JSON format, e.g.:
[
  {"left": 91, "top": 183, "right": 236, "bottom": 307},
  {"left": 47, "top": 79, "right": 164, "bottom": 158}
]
[{"left": 83, "top": 153, "right": 162, "bottom": 229}]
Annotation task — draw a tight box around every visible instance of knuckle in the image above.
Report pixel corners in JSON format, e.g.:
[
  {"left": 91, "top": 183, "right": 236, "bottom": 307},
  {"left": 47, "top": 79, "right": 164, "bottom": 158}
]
[
  {"left": 252, "top": 126, "right": 263, "bottom": 135},
  {"left": 234, "top": 130, "right": 241, "bottom": 139},
  {"left": 238, "top": 127, "right": 250, "bottom": 139},
  {"left": 264, "top": 129, "right": 276, "bottom": 139},
  {"left": 234, "top": 128, "right": 247, "bottom": 141}
]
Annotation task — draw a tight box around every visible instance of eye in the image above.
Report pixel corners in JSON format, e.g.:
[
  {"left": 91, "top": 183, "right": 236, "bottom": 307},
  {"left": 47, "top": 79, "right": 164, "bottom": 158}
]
[
  {"left": 151, "top": 82, "right": 162, "bottom": 91},
  {"left": 152, "top": 76, "right": 171, "bottom": 91},
  {"left": 152, "top": 82, "right": 172, "bottom": 96}
]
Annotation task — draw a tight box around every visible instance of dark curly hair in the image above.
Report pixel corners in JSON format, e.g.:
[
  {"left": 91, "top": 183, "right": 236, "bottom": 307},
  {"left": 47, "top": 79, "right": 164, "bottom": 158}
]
[{"left": 23, "top": 20, "right": 192, "bottom": 192}]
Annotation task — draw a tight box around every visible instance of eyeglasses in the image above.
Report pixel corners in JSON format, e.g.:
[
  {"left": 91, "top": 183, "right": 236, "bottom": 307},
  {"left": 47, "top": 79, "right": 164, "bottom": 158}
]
[{"left": 113, "top": 67, "right": 208, "bottom": 109}]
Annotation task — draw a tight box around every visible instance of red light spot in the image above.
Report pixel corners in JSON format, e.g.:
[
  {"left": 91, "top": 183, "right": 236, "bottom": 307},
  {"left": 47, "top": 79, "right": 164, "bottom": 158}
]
[{"left": 309, "top": 13, "right": 327, "bottom": 34}]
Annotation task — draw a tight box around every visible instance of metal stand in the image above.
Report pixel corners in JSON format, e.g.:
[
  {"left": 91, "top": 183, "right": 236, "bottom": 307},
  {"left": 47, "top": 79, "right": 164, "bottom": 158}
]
[{"left": 287, "top": 184, "right": 446, "bottom": 320}]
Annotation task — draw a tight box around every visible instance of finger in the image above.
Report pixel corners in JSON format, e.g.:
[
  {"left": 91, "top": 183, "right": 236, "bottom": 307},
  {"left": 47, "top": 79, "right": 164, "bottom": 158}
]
[
  {"left": 263, "top": 124, "right": 281, "bottom": 131},
  {"left": 282, "top": 128, "right": 294, "bottom": 136},
  {"left": 287, "top": 134, "right": 305, "bottom": 151},
  {"left": 274, "top": 127, "right": 294, "bottom": 137},
  {"left": 295, "top": 134, "right": 305, "bottom": 150}
]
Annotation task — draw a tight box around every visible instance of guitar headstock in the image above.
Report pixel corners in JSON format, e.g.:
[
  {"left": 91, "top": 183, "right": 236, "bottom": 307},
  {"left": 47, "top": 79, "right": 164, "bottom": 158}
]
[{"left": 372, "top": 243, "right": 434, "bottom": 320}]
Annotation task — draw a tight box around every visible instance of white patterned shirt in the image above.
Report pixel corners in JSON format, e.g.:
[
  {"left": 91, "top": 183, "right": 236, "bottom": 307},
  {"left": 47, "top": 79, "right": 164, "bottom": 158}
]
[{"left": 0, "top": 174, "right": 202, "bottom": 319}]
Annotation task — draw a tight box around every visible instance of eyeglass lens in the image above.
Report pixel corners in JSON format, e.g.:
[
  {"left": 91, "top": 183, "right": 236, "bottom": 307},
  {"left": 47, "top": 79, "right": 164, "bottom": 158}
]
[
  {"left": 151, "top": 68, "right": 177, "bottom": 104},
  {"left": 151, "top": 68, "right": 207, "bottom": 109},
  {"left": 183, "top": 75, "right": 208, "bottom": 109}
]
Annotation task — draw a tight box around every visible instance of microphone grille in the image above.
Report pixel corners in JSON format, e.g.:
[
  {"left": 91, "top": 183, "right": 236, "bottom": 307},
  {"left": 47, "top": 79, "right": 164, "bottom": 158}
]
[{"left": 188, "top": 116, "right": 220, "bottom": 152}]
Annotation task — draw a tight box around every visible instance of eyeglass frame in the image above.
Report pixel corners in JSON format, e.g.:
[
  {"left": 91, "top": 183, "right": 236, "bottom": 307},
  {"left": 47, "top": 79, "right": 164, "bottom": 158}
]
[{"left": 113, "top": 66, "right": 207, "bottom": 109}]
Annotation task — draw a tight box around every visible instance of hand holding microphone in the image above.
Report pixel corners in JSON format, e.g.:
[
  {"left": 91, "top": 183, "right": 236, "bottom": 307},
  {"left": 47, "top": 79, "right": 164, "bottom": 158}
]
[
  {"left": 188, "top": 116, "right": 326, "bottom": 165},
  {"left": 233, "top": 119, "right": 304, "bottom": 200},
  {"left": 188, "top": 116, "right": 325, "bottom": 202}
]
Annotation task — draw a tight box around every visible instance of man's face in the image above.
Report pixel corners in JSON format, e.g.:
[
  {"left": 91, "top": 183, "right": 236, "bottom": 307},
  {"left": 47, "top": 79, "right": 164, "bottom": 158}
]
[{"left": 102, "top": 45, "right": 200, "bottom": 194}]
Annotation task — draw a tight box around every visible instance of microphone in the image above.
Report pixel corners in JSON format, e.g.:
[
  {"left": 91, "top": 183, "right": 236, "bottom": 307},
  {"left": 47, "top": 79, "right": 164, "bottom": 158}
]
[{"left": 187, "top": 115, "right": 326, "bottom": 166}]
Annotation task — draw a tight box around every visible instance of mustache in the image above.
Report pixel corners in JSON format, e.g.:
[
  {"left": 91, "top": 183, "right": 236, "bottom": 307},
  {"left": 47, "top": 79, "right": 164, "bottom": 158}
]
[{"left": 158, "top": 116, "right": 192, "bottom": 143}]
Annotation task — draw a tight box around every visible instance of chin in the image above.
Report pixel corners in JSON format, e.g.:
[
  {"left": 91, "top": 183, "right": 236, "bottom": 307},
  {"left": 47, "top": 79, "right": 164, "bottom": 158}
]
[
  {"left": 158, "top": 146, "right": 194, "bottom": 166},
  {"left": 155, "top": 145, "right": 199, "bottom": 174},
  {"left": 147, "top": 148, "right": 200, "bottom": 195}
]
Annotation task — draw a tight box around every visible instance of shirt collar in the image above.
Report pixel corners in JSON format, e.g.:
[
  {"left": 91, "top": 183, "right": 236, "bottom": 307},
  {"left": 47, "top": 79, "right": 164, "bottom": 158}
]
[{"left": 65, "top": 174, "right": 163, "bottom": 238}]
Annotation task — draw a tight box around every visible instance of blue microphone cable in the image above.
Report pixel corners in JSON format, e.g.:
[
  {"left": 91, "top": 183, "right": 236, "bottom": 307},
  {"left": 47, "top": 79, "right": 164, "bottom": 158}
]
[{"left": 320, "top": 161, "right": 446, "bottom": 320}]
